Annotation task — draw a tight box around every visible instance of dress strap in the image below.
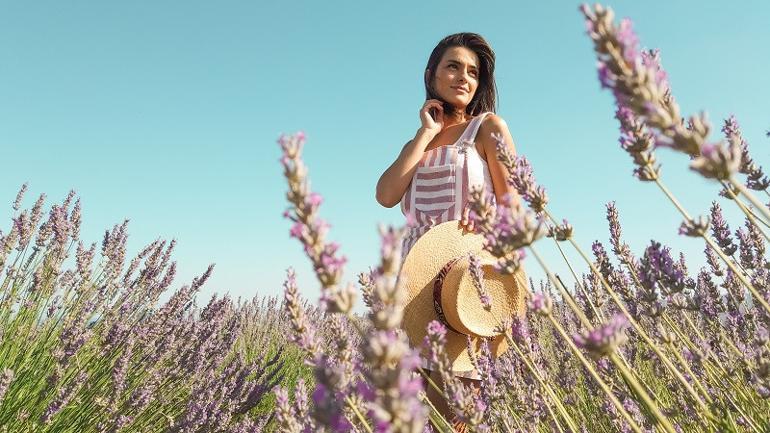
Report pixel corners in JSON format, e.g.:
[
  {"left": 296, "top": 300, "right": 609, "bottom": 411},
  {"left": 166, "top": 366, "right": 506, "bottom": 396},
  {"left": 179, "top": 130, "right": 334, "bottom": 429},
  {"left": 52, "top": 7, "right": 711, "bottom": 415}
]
[{"left": 466, "top": 111, "right": 492, "bottom": 143}]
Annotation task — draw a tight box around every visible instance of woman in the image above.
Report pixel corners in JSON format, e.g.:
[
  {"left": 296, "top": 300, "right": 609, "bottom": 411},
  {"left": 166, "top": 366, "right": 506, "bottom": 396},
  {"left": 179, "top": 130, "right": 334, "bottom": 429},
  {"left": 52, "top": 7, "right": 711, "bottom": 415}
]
[{"left": 375, "top": 33, "right": 522, "bottom": 427}]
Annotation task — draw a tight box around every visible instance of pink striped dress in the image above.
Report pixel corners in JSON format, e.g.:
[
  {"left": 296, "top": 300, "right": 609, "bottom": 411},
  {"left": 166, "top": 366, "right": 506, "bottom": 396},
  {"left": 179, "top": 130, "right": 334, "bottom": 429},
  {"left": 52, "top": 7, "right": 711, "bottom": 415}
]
[
  {"left": 400, "top": 111, "right": 497, "bottom": 263},
  {"left": 400, "top": 111, "right": 498, "bottom": 379}
]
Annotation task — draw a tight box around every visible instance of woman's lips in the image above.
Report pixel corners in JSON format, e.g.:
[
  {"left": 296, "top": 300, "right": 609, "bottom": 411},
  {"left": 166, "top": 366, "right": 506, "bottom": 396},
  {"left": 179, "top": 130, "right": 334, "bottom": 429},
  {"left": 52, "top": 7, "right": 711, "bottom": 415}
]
[{"left": 452, "top": 87, "right": 468, "bottom": 93}]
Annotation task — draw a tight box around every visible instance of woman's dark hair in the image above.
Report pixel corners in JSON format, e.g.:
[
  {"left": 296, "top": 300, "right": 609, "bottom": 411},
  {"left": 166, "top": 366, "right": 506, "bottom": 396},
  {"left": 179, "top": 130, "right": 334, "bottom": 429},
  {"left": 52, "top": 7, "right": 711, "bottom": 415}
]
[{"left": 424, "top": 32, "right": 498, "bottom": 117}]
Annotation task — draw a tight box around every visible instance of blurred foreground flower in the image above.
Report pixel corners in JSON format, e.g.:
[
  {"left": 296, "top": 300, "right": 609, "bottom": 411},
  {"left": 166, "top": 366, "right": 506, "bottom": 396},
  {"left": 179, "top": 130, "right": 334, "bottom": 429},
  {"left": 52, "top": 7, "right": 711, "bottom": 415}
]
[{"left": 573, "top": 314, "right": 630, "bottom": 360}]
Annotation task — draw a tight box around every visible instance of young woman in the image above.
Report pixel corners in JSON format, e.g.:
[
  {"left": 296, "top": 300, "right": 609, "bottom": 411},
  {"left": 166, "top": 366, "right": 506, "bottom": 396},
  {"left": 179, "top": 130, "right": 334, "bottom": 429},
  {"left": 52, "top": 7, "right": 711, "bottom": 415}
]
[{"left": 375, "top": 32, "right": 522, "bottom": 427}]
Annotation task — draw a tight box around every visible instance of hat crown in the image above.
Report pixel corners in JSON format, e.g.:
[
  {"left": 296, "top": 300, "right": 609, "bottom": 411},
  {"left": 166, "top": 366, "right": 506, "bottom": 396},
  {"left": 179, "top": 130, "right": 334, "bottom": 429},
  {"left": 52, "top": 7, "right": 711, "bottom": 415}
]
[
  {"left": 398, "top": 221, "right": 527, "bottom": 372},
  {"left": 440, "top": 254, "right": 523, "bottom": 338}
]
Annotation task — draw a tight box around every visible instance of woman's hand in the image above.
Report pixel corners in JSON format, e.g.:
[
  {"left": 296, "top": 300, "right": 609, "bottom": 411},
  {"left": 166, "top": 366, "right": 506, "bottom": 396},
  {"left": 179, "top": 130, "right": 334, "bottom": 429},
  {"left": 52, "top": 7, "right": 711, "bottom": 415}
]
[
  {"left": 419, "top": 99, "right": 444, "bottom": 138},
  {"left": 459, "top": 206, "right": 476, "bottom": 234}
]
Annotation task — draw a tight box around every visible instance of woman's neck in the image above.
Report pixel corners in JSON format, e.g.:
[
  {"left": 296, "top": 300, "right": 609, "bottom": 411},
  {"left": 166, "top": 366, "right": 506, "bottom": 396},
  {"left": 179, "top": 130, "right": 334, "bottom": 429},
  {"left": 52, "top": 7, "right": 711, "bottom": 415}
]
[{"left": 443, "top": 110, "right": 471, "bottom": 128}]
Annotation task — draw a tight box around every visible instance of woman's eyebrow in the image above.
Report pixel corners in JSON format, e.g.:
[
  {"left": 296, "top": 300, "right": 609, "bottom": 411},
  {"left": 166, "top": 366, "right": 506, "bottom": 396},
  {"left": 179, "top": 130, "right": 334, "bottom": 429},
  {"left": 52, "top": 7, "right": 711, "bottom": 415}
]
[{"left": 446, "top": 59, "right": 478, "bottom": 69}]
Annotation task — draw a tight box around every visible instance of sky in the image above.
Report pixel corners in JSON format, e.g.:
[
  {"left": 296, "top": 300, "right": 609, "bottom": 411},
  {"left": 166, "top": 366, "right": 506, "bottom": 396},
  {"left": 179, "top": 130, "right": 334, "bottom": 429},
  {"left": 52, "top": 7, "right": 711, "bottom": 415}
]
[{"left": 1, "top": 1, "right": 769, "bottom": 310}]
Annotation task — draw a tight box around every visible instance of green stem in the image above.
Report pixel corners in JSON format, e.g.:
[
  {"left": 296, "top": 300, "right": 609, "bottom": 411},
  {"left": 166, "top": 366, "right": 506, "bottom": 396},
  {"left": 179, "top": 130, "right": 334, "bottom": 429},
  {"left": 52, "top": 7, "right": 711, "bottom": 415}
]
[
  {"left": 609, "top": 352, "right": 676, "bottom": 433},
  {"left": 721, "top": 180, "right": 770, "bottom": 234},
  {"left": 730, "top": 177, "right": 770, "bottom": 223},
  {"left": 565, "top": 237, "right": 712, "bottom": 415},
  {"left": 543, "top": 314, "right": 644, "bottom": 433},
  {"left": 345, "top": 395, "right": 374, "bottom": 433},
  {"left": 543, "top": 398, "right": 566, "bottom": 433},
  {"left": 703, "top": 236, "right": 770, "bottom": 316},
  {"left": 653, "top": 175, "right": 770, "bottom": 315},
  {"left": 416, "top": 368, "right": 457, "bottom": 433},
  {"left": 546, "top": 231, "right": 605, "bottom": 324},
  {"left": 506, "top": 336, "right": 579, "bottom": 433},
  {"left": 527, "top": 245, "right": 593, "bottom": 329},
  {"left": 665, "top": 339, "right": 713, "bottom": 404}
]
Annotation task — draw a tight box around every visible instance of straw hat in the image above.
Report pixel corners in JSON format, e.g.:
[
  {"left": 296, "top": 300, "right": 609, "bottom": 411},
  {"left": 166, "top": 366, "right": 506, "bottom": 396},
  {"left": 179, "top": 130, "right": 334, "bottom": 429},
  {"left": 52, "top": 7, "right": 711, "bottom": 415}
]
[{"left": 398, "top": 221, "right": 528, "bottom": 372}]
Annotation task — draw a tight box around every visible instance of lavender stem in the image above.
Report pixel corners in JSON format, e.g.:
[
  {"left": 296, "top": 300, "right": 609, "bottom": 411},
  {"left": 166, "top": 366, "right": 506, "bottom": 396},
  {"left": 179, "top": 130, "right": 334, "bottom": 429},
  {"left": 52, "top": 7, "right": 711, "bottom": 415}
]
[
  {"left": 730, "top": 176, "right": 770, "bottom": 222},
  {"left": 543, "top": 314, "right": 645, "bottom": 433},
  {"left": 562, "top": 237, "right": 713, "bottom": 414}
]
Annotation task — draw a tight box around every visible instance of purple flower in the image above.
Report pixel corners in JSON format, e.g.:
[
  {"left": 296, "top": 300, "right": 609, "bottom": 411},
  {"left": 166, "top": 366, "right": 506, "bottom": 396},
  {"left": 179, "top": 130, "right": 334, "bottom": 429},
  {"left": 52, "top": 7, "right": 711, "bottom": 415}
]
[
  {"left": 13, "top": 183, "right": 27, "bottom": 212},
  {"left": 723, "top": 116, "right": 770, "bottom": 190},
  {"left": 492, "top": 138, "right": 549, "bottom": 213},
  {"left": 279, "top": 132, "right": 349, "bottom": 312},
  {"left": 639, "top": 240, "right": 686, "bottom": 301},
  {"left": 616, "top": 18, "right": 640, "bottom": 63},
  {"left": 0, "top": 369, "right": 13, "bottom": 404},
  {"left": 737, "top": 227, "right": 757, "bottom": 270},
  {"left": 722, "top": 115, "right": 741, "bottom": 138},
  {"left": 678, "top": 215, "right": 710, "bottom": 237},
  {"left": 469, "top": 253, "right": 491, "bottom": 310},
  {"left": 710, "top": 202, "right": 737, "bottom": 255},
  {"left": 477, "top": 195, "right": 545, "bottom": 275},
  {"left": 615, "top": 102, "right": 661, "bottom": 182},
  {"left": 641, "top": 49, "right": 669, "bottom": 93},
  {"left": 528, "top": 292, "right": 553, "bottom": 316},
  {"left": 282, "top": 268, "right": 320, "bottom": 355},
  {"left": 597, "top": 62, "right": 613, "bottom": 89},
  {"left": 573, "top": 314, "right": 630, "bottom": 359},
  {"left": 605, "top": 202, "right": 637, "bottom": 269},
  {"left": 592, "top": 241, "right": 615, "bottom": 279},
  {"left": 547, "top": 219, "right": 573, "bottom": 241},
  {"left": 690, "top": 139, "right": 742, "bottom": 181},
  {"left": 41, "top": 372, "right": 88, "bottom": 424},
  {"left": 704, "top": 245, "right": 723, "bottom": 276}
]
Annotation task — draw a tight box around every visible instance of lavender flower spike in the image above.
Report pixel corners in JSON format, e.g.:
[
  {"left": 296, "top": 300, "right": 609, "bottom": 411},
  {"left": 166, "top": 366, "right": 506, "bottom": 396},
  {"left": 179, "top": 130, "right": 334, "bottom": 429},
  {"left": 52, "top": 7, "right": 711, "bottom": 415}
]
[
  {"left": 547, "top": 219, "right": 574, "bottom": 241},
  {"left": 424, "top": 321, "right": 487, "bottom": 430},
  {"left": 722, "top": 115, "right": 770, "bottom": 190},
  {"left": 615, "top": 105, "right": 660, "bottom": 182},
  {"left": 0, "top": 369, "right": 13, "bottom": 404},
  {"left": 279, "top": 131, "right": 350, "bottom": 313},
  {"left": 13, "top": 183, "right": 28, "bottom": 211},
  {"left": 690, "top": 138, "right": 742, "bottom": 181},
  {"left": 709, "top": 202, "right": 737, "bottom": 255},
  {"left": 282, "top": 267, "right": 320, "bottom": 356},
  {"left": 573, "top": 314, "right": 630, "bottom": 360},
  {"left": 528, "top": 292, "right": 553, "bottom": 316},
  {"left": 678, "top": 215, "right": 709, "bottom": 237},
  {"left": 491, "top": 132, "right": 548, "bottom": 212},
  {"left": 469, "top": 253, "right": 491, "bottom": 310},
  {"left": 476, "top": 194, "right": 545, "bottom": 275},
  {"left": 274, "top": 386, "right": 304, "bottom": 433},
  {"left": 361, "top": 224, "right": 427, "bottom": 432}
]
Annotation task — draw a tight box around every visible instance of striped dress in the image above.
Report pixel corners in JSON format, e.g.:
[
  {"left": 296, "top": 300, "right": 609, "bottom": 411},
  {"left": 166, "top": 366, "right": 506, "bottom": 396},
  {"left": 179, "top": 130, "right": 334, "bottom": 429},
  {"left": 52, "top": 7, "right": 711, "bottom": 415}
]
[
  {"left": 400, "top": 111, "right": 497, "bottom": 379},
  {"left": 400, "top": 111, "right": 497, "bottom": 263}
]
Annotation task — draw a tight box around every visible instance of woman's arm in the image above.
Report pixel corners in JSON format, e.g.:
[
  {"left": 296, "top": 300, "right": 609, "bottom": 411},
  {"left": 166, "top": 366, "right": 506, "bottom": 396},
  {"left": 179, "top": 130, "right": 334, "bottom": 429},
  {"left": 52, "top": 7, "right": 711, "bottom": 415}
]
[
  {"left": 477, "top": 114, "right": 522, "bottom": 207},
  {"left": 375, "top": 127, "right": 435, "bottom": 208}
]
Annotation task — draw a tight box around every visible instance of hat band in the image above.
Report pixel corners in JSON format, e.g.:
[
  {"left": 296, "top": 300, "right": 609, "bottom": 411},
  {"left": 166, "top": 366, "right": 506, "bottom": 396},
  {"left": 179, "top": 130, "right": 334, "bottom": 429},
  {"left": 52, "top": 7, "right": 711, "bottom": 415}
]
[{"left": 432, "top": 255, "right": 465, "bottom": 335}]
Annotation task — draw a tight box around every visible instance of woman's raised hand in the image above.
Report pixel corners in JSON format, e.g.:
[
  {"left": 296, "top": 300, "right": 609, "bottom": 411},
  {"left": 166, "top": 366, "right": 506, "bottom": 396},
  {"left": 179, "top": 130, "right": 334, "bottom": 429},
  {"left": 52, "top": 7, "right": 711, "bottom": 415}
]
[
  {"left": 419, "top": 99, "right": 444, "bottom": 138},
  {"left": 459, "top": 206, "right": 476, "bottom": 234}
]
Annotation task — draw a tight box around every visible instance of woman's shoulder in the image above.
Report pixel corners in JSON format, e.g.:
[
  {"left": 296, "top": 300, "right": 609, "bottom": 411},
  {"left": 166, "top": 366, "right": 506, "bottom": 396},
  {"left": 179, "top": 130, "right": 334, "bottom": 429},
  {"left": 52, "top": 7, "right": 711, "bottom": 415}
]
[
  {"left": 478, "top": 112, "right": 508, "bottom": 131},
  {"left": 475, "top": 113, "right": 513, "bottom": 160}
]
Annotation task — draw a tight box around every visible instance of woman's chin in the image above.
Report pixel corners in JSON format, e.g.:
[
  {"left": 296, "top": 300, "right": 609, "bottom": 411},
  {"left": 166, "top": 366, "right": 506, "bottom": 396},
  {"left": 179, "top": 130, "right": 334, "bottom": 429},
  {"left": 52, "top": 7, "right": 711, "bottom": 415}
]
[{"left": 442, "top": 99, "right": 468, "bottom": 113}]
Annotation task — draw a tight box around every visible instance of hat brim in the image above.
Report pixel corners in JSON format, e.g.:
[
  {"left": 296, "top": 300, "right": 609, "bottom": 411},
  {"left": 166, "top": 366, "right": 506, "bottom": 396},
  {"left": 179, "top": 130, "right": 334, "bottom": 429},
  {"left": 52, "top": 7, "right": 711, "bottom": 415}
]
[{"left": 398, "top": 220, "right": 526, "bottom": 372}]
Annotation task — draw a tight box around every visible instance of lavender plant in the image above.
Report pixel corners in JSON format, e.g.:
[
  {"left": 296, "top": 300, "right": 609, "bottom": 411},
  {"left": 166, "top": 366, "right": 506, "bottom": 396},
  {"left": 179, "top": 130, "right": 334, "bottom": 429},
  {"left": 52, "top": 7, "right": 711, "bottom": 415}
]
[
  {"left": 8, "top": 3, "right": 764, "bottom": 432},
  {"left": 0, "top": 185, "right": 299, "bottom": 432},
  {"left": 272, "top": 4, "right": 770, "bottom": 432}
]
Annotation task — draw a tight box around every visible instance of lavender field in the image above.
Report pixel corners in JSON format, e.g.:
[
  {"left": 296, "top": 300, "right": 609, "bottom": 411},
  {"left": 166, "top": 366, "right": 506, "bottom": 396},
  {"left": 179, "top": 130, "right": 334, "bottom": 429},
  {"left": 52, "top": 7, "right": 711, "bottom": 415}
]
[{"left": 3, "top": 3, "right": 770, "bottom": 432}]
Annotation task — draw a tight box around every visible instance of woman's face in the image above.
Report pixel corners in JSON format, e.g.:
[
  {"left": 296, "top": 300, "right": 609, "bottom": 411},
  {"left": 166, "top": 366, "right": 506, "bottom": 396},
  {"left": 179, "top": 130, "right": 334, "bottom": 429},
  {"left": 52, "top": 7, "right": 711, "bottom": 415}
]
[{"left": 428, "top": 46, "right": 480, "bottom": 113}]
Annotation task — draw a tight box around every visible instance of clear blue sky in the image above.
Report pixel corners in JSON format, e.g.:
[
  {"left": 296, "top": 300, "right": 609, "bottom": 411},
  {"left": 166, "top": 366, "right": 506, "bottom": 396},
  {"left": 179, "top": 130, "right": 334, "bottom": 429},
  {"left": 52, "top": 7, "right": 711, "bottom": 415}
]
[{"left": 2, "top": 1, "right": 769, "bottom": 308}]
